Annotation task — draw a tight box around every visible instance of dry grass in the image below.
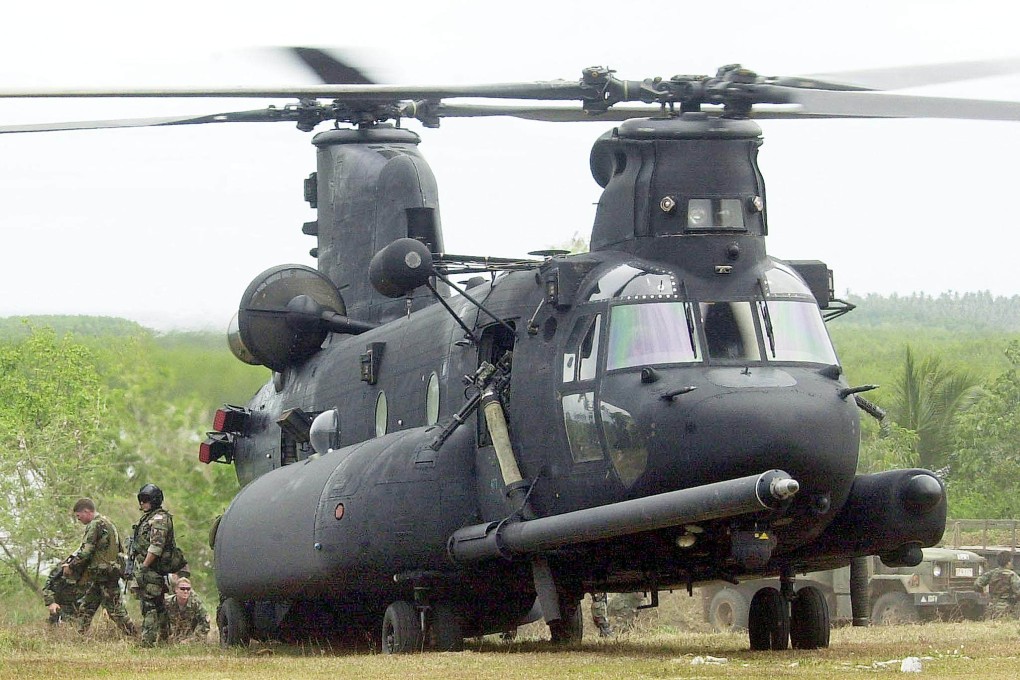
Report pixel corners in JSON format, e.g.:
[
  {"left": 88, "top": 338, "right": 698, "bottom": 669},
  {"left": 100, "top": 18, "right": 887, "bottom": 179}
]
[{"left": 3, "top": 593, "right": 1019, "bottom": 679}]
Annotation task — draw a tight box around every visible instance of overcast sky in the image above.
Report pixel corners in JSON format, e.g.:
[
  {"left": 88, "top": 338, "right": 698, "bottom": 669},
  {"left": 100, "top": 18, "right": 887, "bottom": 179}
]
[{"left": 1, "top": 0, "right": 1019, "bottom": 331}]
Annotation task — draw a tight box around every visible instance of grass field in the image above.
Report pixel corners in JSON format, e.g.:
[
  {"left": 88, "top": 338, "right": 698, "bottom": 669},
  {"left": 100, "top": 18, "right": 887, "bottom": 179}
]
[{"left": 2, "top": 596, "right": 1020, "bottom": 680}]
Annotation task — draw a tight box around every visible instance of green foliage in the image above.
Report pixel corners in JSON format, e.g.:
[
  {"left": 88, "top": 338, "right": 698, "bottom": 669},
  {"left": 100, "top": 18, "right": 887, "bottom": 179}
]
[
  {"left": 947, "top": 341, "right": 1020, "bottom": 518},
  {"left": 0, "top": 327, "right": 121, "bottom": 592}
]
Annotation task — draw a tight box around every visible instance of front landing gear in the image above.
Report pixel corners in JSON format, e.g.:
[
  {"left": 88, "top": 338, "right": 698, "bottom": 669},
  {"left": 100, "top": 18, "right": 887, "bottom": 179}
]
[{"left": 748, "top": 574, "right": 831, "bottom": 651}]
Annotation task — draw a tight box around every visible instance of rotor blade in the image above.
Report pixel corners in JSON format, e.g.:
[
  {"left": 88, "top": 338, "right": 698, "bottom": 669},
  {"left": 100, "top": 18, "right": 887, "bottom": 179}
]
[
  {"left": 807, "top": 56, "right": 1020, "bottom": 91},
  {"left": 783, "top": 88, "right": 1020, "bottom": 121},
  {"left": 289, "top": 47, "right": 376, "bottom": 85},
  {"left": 0, "top": 81, "right": 591, "bottom": 101},
  {"left": 415, "top": 103, "right": 878, "bottom": 123},
  {"left": 0, "top": 108, "right": 299, "bottom": 134}
]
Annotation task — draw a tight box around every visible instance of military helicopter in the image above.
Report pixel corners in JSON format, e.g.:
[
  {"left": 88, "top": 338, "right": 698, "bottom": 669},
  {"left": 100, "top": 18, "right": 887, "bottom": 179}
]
[{"left": 4, "top": 50, "right": 1020, "bottom": 653}]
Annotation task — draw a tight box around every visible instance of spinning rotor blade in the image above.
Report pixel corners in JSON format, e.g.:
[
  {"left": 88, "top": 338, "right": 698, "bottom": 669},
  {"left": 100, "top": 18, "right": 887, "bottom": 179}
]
[
  {"left": 807, "top": 56, "right": 1020, "bottom": 91},
  {"left": 781, "top": 87, "right": 1020, "bottom": 121},
  {"left": 0, "top": 108, "right": 300, "bottom": 134},
  {"left": 289, "top": 47, "right": 376, "bottom": 85}
]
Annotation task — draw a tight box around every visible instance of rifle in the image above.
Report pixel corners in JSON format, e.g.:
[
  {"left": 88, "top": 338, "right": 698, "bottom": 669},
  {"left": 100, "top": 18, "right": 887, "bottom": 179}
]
[{"left": 123, "top": 535, "right": 136, "bottom": 580}]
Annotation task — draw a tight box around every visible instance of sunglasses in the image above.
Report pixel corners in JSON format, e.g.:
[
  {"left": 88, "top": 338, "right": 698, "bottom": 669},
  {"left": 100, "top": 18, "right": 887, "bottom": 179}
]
[{"left": 178, "top": 587, "right": 191, "bottom": 591}]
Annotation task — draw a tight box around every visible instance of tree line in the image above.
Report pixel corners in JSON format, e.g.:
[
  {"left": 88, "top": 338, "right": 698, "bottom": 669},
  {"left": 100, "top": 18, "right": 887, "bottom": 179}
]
[{"left": 1, "top": 294, "right": 1020, "bottom": 617}]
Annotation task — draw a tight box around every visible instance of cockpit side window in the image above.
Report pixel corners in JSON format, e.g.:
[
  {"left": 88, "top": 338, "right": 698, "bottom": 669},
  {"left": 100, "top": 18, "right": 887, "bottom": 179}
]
[{"left": 562, "top": 313, "right": 603, "bottom": 382}]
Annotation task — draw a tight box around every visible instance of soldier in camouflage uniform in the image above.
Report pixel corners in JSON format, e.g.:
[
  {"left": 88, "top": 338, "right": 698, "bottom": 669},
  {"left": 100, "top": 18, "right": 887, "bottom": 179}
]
[
  {"left": 131, "top": 483, "right": 172, "bottom": 646},
  {"left": 974, "top": 551, "right": 1020, "bottom": 618},
  {"left": 41, "top": 558, "right": 84, "bottom": 626},
  {"left": 164, "top": 577, "right": 210, "bottom": 642},
  {"left": 66, "top": 498, "right": 136, "bottom": 636},
  {"left": 590, "top": 592, "right": 613, "bottom": 636}
]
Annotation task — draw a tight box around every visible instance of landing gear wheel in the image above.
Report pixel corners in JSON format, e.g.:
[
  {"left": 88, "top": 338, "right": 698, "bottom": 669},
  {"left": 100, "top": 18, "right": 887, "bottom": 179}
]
[
  {"left": 871, "top": 592, "right": 919, "bottom": 625},
  {"left": 790, "top": 586, "right": 830, "bottom": 649},
  {"left": 217, "top": 598, "right": 250, "bottom": 647},
  {"left": 748, "top": 587, "right": 789, "bottom": 650},
  {"left": 548, "top": 600, "right": 583, "bottom": 644},
  {"left": 429, "top": 602, "right": 464, "bottom": 651},
  {"left": 381, "top": 600, "right": 421, "bottom": 654},
  {"left": 708, "top": 589, "right": 749, "bottom": 631}
]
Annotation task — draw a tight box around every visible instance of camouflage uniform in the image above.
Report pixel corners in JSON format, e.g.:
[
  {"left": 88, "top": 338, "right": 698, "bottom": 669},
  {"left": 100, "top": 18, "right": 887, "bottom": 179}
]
[
  {"left": 165, "top": 591, "right": 210, "bottom": 642},
  {"left": 606, "top": 592, "right": 644, "bottom": 632},
  {"left": 590, "top": 592, "right": 613, "bottom": 636},
  {"left": 132, "top": 506, "right": 173, "bottom": 646},
  {"left": 975, "top": 565, "right": 1020, "bottom": 618},
  {"left": 41, "top": 563, "right": 84, "bottom": 625},
  {"left": 69, "top": 514, "right": 136, "bottom": 636}
]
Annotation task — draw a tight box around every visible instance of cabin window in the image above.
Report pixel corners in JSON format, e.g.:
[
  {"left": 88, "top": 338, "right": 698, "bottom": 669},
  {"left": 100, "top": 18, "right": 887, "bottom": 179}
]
[
  {"left": 700, "top": 302, "right": 760, "bottom": 361},
  {"left": 561, "top": 392, "right": 603, "bottom": 463},
  {"left": 375, "top": 392, "right": 388, "bottom": 437},
  {"left": 425, "top": 372, "right": 440, "bottom": 425},
  {"left": 755, "top": 300, "right": 838, "bottom": 364},
  {"left": 600, "top": 400, "right": 647, "bottom": 487},
  {"left": 309, "top": 408, "right": 341, "bottom": 454},
  {"left": 606, "top": 302, "right": 700, "bottom": 370},
  {"left": 562, "top": 313, "right": 602, "bottom": 383}
]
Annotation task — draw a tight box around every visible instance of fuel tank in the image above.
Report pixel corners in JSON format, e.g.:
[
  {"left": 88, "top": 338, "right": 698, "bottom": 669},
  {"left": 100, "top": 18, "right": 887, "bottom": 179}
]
[{"left": 215, "top": 424, "right": 477, "bottom": 602}]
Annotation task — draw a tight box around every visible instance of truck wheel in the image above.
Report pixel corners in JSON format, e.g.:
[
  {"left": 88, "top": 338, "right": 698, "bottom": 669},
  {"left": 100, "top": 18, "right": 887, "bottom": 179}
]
[
  {"left": 790, "top": 586, "right": 830, "bottom": 649},
  {"left": 871, "top": 592, "right": 919, "bottom": 625},
  {"left": 709, "top": 589, "right": 749, "bottom": 631},
  {"left": 217, "top": 598, "right": 250, "bottom": 647},
  {"left": 382, "top": 600, "right": 421, "bottom": 654},
  {"left": 748, "top": 587, "right": 789, "bottom": 650}
]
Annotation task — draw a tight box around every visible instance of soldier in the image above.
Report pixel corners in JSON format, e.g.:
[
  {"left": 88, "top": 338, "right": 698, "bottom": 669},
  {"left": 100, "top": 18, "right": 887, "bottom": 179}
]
[
  {"left": 974, "top": 551, "right": 1020, "bottom": 618},
  {"left": 165, "top": 576, "right": 210, "bottom": 642},
  {"left": 131, "top": 483, "right": 173, "bottom": 646},
  {"left": 590, "top": 592, "right": 613, "bottom": 637},
  {"left": 41, "top": 558, "right": 84, "bottom": 626},
  {"left": 65, "top": 498, "right": 136, "bottom": 636}
]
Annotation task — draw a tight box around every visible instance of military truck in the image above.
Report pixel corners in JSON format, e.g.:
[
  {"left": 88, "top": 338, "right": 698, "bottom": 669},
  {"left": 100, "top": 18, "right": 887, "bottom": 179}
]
[
  {"left": 702, "top": 547, "right": 987, "bottom": 630},
  {"left": 944, "top": 519, "right": 1020, "bottom": 570}
]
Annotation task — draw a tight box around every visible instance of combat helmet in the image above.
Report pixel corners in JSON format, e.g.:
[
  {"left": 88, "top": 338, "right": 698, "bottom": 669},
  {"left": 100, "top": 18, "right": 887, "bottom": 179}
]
[{"left": 137, "top": 483, "right": 164, "bottom": 508}]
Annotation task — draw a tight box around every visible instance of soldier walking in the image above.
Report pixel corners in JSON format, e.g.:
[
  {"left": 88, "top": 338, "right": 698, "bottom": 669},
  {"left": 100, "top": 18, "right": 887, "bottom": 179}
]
[
  {"left": 131, "top": 483, "right": 173, "bottom": 646},
  {"left": 65, "top": 498, "right": 136, "bottom": 636},
  {"left": 974, "top": 551, "right": 1020, "bottom": 618}
]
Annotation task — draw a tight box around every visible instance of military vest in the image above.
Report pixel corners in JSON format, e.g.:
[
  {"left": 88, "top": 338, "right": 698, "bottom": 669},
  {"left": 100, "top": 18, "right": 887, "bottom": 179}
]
[
  {"left": 85, "top": 514, "right": 123, "bottom": 573},
  {"left": 988, "top": 568, "right": 1018, "bottom": 600}
]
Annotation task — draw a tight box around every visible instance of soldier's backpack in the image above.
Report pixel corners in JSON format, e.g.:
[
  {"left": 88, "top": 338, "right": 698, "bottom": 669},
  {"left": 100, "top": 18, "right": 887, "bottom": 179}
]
[{"left": 152, "top": 511, "right": 188, "bottom": 576}]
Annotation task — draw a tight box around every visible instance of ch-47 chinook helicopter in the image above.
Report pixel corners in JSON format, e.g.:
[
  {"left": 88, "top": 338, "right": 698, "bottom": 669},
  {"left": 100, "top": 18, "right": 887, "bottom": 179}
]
[{"left": 5, "top": 50, "right": 1020, "bottom": 653}]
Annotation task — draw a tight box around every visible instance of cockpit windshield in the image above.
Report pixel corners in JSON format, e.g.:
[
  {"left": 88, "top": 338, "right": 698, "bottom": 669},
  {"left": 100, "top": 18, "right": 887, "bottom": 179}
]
[{"left": 604, "top": 298, "right": 837, "bottom": 370}]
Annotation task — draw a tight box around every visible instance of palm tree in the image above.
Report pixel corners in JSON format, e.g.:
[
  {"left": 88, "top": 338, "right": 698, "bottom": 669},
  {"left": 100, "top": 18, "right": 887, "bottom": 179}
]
[{"left": 888, "top": 346, "right": 981, "bottom": 472}]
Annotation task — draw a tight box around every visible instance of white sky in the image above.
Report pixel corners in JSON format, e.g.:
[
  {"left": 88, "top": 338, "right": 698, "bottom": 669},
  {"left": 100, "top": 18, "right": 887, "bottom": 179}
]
[{"left": 1, "top": 0, "right": 1019, "bottom": 331}]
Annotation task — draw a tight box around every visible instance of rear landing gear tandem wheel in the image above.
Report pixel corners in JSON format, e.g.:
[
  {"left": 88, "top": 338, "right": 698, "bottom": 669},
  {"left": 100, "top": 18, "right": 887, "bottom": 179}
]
[
  {"left": 382, "top": 600, "right": 421, "bottom": 654},
  {"left": 748, "top": 587, "right": 789, "bottom": 650},
  {"left": 790, "top": 586, "right": 830, "bottom": 649}
]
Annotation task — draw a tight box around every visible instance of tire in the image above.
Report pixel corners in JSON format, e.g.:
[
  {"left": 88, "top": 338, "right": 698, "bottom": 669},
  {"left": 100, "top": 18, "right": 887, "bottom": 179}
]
[
  {"left": 790, "top": 586, "right": 830, "bottom": 649},
  {"left": 708, "top": 589, "right": 750, "bottom": 632},
  {"left": 748, "top": 587, "right": 789, "bottom": 651},
  {"left": 217, "top": 598, "right": 250, "bottom": 647},
  {"left": 549, "top": 600, "right": 583, "bottom": 644},
  {"left": 871, "top": 592, "right": 919, "bottom": 625},
  {"left": 382, "top": 600, "right": 421, "bottom": 654},
  {"left": 429, "top": 603, "right": 464, "bottom": 652}
]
